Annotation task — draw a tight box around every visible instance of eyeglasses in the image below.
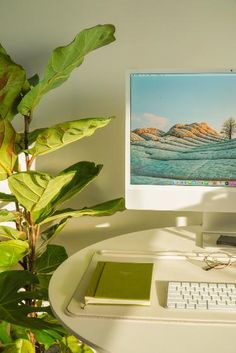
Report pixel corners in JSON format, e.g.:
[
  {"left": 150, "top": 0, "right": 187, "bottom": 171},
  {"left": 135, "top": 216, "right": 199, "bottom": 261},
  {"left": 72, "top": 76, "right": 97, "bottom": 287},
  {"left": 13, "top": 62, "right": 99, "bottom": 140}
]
[{"left": 203, "top": 252, "right": 236, "bottom": 271}]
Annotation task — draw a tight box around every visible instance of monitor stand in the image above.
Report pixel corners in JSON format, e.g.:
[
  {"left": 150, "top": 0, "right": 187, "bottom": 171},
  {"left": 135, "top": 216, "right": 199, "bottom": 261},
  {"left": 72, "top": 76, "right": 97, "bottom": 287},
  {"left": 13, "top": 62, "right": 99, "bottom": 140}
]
[{"left": 202, "top": 212, "right": 236, "bottom": 250}]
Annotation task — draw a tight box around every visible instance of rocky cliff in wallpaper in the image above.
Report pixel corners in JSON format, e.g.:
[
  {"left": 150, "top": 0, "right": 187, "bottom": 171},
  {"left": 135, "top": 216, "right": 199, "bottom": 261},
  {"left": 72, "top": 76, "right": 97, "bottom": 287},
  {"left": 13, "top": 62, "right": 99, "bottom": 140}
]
[{"left": 131, "top": 122, "right": 236, "bottom": 185}]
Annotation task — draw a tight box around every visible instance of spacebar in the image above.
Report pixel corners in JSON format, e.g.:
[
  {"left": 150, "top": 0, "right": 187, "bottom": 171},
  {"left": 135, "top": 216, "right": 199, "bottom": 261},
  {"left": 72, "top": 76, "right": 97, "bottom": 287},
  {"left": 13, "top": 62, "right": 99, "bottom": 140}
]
[{"left": 208, "top": 305, "right": 236, "bottom": 311}]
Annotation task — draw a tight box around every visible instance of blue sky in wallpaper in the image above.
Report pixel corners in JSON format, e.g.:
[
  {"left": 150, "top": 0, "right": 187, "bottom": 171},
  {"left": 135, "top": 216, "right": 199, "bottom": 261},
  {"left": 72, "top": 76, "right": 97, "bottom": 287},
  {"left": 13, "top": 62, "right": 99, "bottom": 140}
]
[{"left": 130, "top": 73, "right": 236, "bottom": 132}]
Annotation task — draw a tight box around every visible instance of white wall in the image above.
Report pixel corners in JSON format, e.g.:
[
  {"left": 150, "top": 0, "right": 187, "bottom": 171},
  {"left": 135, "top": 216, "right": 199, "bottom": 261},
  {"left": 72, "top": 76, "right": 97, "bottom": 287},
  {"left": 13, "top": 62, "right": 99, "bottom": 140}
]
[{"left": 1, "top": 0, "right": 236, "bottom": 253}]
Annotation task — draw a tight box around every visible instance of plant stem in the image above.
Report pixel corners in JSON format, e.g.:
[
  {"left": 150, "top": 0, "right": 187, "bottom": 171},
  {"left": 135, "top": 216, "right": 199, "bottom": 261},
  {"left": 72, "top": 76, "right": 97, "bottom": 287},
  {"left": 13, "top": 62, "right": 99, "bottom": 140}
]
[
  {"left": 24, "top": 115, "right": 30, "bottom": 147},
  {"left": 14, "top": 201, "right": 22, "bottom": 231},
  {"left": 23, "top": 114, "right": 41, "bottom": 271},
  {"left": 23, "top": 114, "right": 40, "bottom": 348},
  {"left": 24, "top": 114, "right": 35, "bottom": 169},
  {"left": 28, "top": 215, "right": 38, "bottom": 272},
  {"left": 27, "top": 156, "right": 35, "bottom": 170},
  {"left": 23, "top": 114, "right": 35, "bottom": 172}
]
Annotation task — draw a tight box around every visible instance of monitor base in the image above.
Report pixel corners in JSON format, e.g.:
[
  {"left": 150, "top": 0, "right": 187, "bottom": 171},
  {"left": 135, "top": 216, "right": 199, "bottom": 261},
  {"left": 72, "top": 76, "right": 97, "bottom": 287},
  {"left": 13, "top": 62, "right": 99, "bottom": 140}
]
[{"left": 202, "top": 212, "right": 236, "bottom": 251}]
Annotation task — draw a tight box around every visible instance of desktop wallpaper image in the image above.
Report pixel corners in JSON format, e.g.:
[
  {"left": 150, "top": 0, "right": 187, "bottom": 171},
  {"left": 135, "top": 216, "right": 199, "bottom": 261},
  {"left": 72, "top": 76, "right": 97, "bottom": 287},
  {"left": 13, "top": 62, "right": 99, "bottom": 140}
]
[{"left": 130, "top": 73, "right": 236, "bottom": 186}]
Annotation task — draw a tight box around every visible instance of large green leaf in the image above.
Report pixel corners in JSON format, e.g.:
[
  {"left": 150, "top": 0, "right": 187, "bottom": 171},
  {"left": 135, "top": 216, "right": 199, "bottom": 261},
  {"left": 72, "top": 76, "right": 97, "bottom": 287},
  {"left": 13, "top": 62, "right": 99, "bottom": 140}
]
[
  {"left": 0, "top": 49, "right": 26, "bottom": 120},
  {"left": 2, "top": 339, "right": 35, "bottom": 353},
  {"left": 0, "top": 240, "right": 29, "bottom": 270},
  {"left": 27, "top": 117, "right": 112, "bottom": 157},
  {"left": 8, "top": 162, "right": 102, "bottom": 223},
  {"left": 0, "top": 210, "right": 18, "bottom": 222},
  {"left": 41, "top": 197, "right": 125, "bottom": 224},
  {"left": 0, "top": 226, "right": 25, "bottom": 240},
  {"left": 0, "top": 270, "right": 64, "bottom": 331},
  {"left": 18, "top": 24, "right": 115, "bottom": 116},
  {"left": 0, "top": 120, "right": 19, "bottom": 180},
  {"left": 8, "top": 171, "right": 76, "bottom": 223},
  {"left": 34, "top": 245, "right": 68, "bottom": 274}
]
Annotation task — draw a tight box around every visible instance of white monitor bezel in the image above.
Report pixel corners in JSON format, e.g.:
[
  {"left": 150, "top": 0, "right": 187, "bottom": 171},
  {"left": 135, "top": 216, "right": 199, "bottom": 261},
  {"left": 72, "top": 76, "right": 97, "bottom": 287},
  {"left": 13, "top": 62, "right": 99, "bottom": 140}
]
[{"left": 125, "top": 70, "right": 236, "bottom": 213}]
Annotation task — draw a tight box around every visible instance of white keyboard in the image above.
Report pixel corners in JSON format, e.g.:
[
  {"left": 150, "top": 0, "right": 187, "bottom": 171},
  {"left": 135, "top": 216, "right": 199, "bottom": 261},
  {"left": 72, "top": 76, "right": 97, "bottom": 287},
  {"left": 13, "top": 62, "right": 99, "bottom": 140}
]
[{"left": 167, "top": 281, "right": 236, "bottom": 311}]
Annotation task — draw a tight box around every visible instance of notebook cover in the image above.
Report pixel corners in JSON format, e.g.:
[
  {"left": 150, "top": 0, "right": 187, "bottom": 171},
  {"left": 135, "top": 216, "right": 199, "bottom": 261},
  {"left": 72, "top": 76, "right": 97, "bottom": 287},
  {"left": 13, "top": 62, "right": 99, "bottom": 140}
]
[{"left": 85, "top": 261, "right": 153, "bottom": 302}]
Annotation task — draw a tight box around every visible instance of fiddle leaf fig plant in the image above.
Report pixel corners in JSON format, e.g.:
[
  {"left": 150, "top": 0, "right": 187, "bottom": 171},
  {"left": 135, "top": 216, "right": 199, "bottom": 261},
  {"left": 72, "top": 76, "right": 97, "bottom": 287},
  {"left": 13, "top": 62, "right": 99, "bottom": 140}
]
[{"left": 0, "top": 24, "right": 125, "bottom": 353}]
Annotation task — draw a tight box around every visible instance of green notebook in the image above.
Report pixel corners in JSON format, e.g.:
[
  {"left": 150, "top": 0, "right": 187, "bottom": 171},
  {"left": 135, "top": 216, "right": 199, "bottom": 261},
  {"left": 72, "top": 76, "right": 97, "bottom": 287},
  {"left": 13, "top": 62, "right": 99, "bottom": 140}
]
[{"left": 84, "top": 261, "right": 153, "bottom": 306}]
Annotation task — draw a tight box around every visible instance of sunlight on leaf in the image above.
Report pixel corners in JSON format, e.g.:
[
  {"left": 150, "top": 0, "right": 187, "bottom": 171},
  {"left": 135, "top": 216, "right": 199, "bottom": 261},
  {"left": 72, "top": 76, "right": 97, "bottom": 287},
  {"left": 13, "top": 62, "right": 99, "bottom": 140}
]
[
  {"left": 8, "top": 171, "right": 76, "bottom": 223},
  {"left": 40, "top": 198, "right": 125, "bottom": 224},
  {"left": 0, "top": 240, "right": 29, "bottom": 271},
  {"left": 2, "top": 338, "right": 35, "bottom": 353},
  {"left": 18, "top": 25, "right": 115, "bottom": 116},
  {"left": 8, "top": 162, "right": 102, "bottom": 223},
  {"left": 27, "top": 117, "right": 112, "bottom": 157}
]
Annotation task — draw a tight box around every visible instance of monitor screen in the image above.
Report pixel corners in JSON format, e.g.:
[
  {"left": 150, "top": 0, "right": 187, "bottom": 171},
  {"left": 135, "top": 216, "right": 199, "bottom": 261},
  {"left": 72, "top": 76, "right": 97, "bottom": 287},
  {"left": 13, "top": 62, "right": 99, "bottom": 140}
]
[{"left": 125, "top": 72, "right": 236, "bottom": 212}]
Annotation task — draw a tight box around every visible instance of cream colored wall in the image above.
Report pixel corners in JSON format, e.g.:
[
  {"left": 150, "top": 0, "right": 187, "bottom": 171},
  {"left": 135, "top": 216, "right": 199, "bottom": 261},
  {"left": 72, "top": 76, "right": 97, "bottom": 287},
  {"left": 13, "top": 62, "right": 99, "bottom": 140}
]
[{"left": 1, "top": 0, "right": 236, "bottom": 253}]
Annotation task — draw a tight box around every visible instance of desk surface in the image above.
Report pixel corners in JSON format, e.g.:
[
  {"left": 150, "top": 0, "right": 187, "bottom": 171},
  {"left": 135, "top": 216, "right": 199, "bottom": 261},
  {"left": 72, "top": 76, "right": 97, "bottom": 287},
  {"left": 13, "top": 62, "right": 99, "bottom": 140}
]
[{"left": 49, "top": 226, "right": 236, "bottom": 353}]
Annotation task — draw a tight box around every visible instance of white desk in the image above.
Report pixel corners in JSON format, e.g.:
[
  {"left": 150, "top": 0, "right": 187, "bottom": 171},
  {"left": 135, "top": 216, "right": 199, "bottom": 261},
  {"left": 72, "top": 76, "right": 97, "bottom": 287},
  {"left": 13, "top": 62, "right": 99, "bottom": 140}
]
[{"left": 49, "top": 226, "right": 236, "bottom": 353}]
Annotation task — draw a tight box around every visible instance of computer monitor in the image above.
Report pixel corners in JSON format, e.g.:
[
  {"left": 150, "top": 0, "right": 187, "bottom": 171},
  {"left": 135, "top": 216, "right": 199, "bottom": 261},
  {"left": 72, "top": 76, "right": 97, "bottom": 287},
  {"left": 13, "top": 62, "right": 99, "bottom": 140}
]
[{"left": 125, "top": 71, "right": 236, "bottom": 235}]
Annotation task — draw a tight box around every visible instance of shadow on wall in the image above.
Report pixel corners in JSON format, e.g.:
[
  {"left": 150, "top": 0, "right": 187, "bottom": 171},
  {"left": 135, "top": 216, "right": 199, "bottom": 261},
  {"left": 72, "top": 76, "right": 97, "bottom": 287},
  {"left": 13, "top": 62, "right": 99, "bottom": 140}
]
[
  {"left": 54, "top": 186, "right": 236, "bottom": 255},
  {"left": 54, "top": 209, "right": 201, "bottom": 255}
]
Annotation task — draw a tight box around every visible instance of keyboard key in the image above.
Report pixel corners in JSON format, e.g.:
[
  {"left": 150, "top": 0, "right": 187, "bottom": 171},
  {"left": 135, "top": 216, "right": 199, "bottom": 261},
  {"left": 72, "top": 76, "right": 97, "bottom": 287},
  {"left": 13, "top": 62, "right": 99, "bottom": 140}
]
[
  {"left": 227, "top": 284, "right": 236, "bottom": 289},
  {"left": 209, "top": 283, "right": 217, "bottom": 289},
  {"left": 190, "top": 283, "right": 199, "bottom": 288},
  {"left": 218, "top": 284, "right": 226, "bottom": 289},
  {"left": 176, "top": 303, "right": 186, "bottom": 309},
  {"left": 198, "top": 303, "right": 207, "bottom": 308}
]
